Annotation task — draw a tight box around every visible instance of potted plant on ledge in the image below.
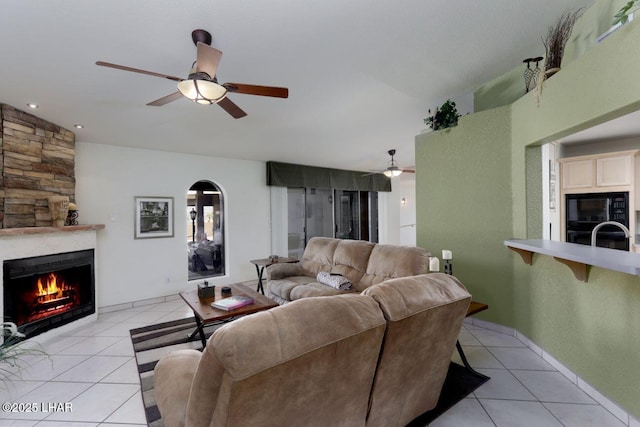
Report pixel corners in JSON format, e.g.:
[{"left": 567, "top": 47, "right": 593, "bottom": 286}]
[{"left": 424, "top": 99, "right": 461, "bottom": 131}]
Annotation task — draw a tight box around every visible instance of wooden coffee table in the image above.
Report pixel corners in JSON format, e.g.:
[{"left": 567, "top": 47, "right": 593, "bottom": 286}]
[{"left": 179, "top": 284, "right": 278, "bottom": 348}]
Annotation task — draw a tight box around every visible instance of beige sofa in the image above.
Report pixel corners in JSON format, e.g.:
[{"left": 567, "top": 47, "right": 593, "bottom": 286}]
[
  {"left": 154, "top": 273, "right": 471, "bottom": 427},
  {"left": 266, "top": 237, "right": 430, "bottom": 304}
]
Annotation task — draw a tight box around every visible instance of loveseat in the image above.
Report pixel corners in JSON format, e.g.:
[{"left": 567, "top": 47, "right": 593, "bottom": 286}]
[
  {"left": 154, "top": 273, "right": 471, "bottom": 427},
  {"left": 266, "top": 237, "right": 430, "bottom": 304}
]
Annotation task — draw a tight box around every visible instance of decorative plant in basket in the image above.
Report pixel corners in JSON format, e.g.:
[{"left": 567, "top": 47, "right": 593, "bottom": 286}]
[
  {"left": 541, "top": 8, "right": 584, "bottom": 78},
  {"left": 424, "top": 99, "right": 461, "bottom": 131},
  {"left": 0, "top": 322, "right": 48, "bottom": 388},
  {"left": 534, "top": 8, "right": 583, "bottom": 105}
]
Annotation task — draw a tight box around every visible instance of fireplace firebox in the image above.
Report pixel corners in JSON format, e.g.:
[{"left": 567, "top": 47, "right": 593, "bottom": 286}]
[{"left": 3, "top": 249, "right": 95, "bottom": 339}]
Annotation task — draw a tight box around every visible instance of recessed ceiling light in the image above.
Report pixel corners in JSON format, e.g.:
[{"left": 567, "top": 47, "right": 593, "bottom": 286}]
[
  {"left": 74, "top": 124, "right": 84, "bottom": 129},
  {"left": 27, "top": 103, "right": 38, "bottom": 109}
]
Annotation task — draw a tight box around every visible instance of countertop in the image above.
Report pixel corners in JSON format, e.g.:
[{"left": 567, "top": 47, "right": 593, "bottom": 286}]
[{"left": 504, "top": 239, "right": 640, "bottom": 276}]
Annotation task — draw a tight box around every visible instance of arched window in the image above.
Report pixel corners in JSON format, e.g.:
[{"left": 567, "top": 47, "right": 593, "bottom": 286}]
[{"left": 187, "top": 180, "right": 225, "bottom": 280}]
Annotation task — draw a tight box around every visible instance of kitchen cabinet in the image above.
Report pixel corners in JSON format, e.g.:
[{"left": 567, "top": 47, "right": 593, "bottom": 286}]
[
  {"left": 596, "top": 155, "right": 632, "bottom": 187},
  {"left": 559, "top": 150, "right": 639, "bottom": 252},
  {"left": 560, "top": 150, "right": 637, "bottom": 192},
  {"left": 561, "top": 159, "right": 594, "bottom": 189}
]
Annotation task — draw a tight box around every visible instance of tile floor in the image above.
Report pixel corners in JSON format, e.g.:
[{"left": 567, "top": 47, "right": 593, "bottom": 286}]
[{"left": 0, "top": 291, "right": 635, "bottom": 426}]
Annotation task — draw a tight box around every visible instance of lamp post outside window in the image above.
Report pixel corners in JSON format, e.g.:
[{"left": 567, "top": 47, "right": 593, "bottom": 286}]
[{"left": 190, "top": 208, "right": 197, "bottom": 243}]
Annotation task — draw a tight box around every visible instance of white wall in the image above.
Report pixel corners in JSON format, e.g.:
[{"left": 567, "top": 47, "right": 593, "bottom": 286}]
[
  {"left": 75, "top": 142, "right": 271, "bottom": 308},
  {"left": 378, "top": 174, "right": 416, "bottom": 245},
  {"left": 398, "top": 174, "right": 417, "bottom": 246}
]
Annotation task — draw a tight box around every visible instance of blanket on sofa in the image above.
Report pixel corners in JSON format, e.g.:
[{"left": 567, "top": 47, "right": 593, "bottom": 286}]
[{"left": 316, "top": 271, "right": 352, "bottom": 290}]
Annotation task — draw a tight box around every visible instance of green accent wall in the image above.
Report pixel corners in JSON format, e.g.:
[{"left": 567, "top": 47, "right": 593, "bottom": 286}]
[
  {"left": 415, "top": 107, "right": 514, "bottom": 326},
  {"left": 416, "top": 9, "right": 640, "bottom": 419}
]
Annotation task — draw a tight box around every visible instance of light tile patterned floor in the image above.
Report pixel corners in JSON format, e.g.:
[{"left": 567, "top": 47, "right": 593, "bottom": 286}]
[{"left": 0, "top": 289, "right": 635, "bottom": 426}]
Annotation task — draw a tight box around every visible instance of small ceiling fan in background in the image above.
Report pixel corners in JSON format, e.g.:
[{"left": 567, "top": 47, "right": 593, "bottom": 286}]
[
  {"left": 96, "top": 29, "right": 288, "bottom": 118},
  {"left": 366, "top": 149, "right": 415, "bottom": 177}
]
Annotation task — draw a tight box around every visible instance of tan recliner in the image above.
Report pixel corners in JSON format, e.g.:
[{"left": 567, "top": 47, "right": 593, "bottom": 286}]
[
  {"left": 362, "top": 273, "right": 471, "bottom": 427},
  {"left": 154, "top": 294, "right": 386, "bottom": 427}
]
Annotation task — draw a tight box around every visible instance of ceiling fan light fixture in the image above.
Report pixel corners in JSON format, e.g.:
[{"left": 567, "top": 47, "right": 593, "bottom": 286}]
[
  {"left": 177, "top": 79, "right": 227, "bottom": 105},
  {"left": 383, "top": 168, "right": 402, "bottom": 177}
]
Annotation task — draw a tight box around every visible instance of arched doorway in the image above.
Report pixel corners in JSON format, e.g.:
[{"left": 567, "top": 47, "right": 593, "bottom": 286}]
[{"left": 187, "top": 180, "right": 225, "bottom": 280}]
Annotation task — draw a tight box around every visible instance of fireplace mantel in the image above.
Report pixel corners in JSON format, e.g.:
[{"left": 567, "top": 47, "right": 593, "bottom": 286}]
[{"left": 0, "top": 224, "right": 105, "bottom": 237}]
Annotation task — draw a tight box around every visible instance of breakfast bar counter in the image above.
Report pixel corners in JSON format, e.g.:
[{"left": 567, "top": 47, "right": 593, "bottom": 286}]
[{"left": 504, "top": 239, "right": 640, "bottom": 282}]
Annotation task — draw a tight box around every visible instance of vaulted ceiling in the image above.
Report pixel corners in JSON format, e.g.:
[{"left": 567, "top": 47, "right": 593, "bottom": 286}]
[{"left": 1, "top": 0, "right": 596, "bottom": 172}]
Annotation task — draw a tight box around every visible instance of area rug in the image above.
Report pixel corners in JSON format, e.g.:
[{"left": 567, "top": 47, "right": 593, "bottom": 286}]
[
  {"left": 130, "top": 317, "right": 224, "bottom": 427},
  {"left": 131, "top": 318, "right": 489, "bottom": 427},
  {"left": 406, "top": 362, "right": 490, "bottom": 426}
]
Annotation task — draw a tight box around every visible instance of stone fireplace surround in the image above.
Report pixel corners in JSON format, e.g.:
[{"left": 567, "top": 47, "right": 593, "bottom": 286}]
[
  {"left": 0, "top": 225, "right": 103, "bottom": 342},
  {"left": 0, "top": 104, "right": 76, "bottom": 229},
  {"left": 0, "top": 104, "right": 94, "bottom": 340}
]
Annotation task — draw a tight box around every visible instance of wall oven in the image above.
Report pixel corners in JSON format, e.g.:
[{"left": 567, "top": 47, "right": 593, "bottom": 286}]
[{"left": 565, "top": 192, "right": 629, "bottom": 251}]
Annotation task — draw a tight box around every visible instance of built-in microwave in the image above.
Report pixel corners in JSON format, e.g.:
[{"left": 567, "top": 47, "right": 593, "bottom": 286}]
[{"left": 565, "top": 192, "right": 629, "bottom": 251}]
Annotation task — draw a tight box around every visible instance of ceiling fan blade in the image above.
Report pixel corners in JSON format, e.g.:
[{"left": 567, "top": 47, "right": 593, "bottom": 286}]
[
  {"left": 96, "top": 61, "right": 183, "bottom": 82},
  {"left": 147, "top": 91, "right": 183, "bottom": 107},
  {"left": 217, "top": 97, "right": 247, "bottom": 119},
  {"left": 223, "top": 83, "right": 289, "bottom": 98},
  {"left": 196, "top": 43, "right": 223, "bottom": 78},
  {"left": 402, "top": 168, "right": 415, "bottom": 173}
]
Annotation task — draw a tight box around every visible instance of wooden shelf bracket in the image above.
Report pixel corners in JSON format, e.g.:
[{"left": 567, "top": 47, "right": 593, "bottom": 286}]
[
  {"left": 507, "top": 246, "right": 533, "bottom": 265},
  {"left": 553, "top": 257, "right": 589, "bottom": 282}
]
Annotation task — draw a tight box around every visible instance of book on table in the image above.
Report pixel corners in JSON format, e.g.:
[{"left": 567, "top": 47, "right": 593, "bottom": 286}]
[{"left": 211, "top": 295, "right": 254, "bottom": 311}]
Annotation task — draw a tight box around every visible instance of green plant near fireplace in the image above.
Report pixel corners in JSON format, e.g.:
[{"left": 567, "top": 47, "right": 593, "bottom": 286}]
[
  {"left": 0, "top": 322, "right": 48, "bottom": 388},
  {"left": 424, "top": 99, "right": 461, "bottom": 131}
]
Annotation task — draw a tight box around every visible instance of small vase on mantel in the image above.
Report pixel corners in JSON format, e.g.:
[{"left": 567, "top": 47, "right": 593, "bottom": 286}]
[
  {"left": 65, "top": 202, "right": 79, "bottom": 226},
  {"left": 48, "top": 196, "right": 69, "bottom": 227}
]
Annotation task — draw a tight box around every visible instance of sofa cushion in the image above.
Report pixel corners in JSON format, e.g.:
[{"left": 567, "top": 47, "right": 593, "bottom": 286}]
[
  {"left": 266, "top": 262, "right": 303, "bottom": 280},
  {"left": 358, "top": 244, "right": 429, "bottom": 290},
  {"left": 154, "top": 349, "right": 203, "bottom": 427},
  {"left": 191, "top": 294, "right": 386, "bottom": 427},
  {"left": 330, "top": 239, "right": 375, "bottom": 287},
  {"left": 290, "top": 281, "right": 353, "bottom": 300},
  {"left": 362, "top": 273, "right": 471, "bottom": 427},
  {"left": 267, "top": 275, "right": 317, "bottom": 302},
  {"left": 298, "top": 237, "right": 340, "bottom": 277}
]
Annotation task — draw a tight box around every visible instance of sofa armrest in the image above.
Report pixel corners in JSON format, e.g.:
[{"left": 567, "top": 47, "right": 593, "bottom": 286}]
[
  {"left": 266, "top": 262, "right": 303, "bottom": 280},
  {"left": 154, "top": 349, "right": 202, "bottom": 427}
]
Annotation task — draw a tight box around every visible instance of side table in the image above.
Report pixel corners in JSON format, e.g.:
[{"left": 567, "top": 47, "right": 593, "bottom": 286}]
[{"left": 249, "top": 256, "right": 298, "bottom": 295}]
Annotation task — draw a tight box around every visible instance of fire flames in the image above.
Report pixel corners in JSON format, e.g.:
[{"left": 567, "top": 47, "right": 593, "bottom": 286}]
[{"left": 36, "top": 272, "right": 68, "bottom": 300}]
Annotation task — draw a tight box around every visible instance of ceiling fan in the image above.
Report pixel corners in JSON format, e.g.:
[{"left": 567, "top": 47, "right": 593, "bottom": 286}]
[
  {"left": 366, "top": 149, "right": 415, "bottom": 177},
  {"left": 95, "top": 29, "right": 288, "bottom": 119}
]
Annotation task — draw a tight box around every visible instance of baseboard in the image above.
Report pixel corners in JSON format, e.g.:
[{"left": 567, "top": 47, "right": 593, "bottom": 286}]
[
  {"left": 98, "top": 294, "right": 181, "bottom": 314},
  {"left": 465, "top": 317, "right": 639, "bottom": 427}
]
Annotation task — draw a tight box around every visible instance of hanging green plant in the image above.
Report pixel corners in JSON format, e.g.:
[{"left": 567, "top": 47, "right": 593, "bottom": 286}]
[{"left": 424, "top": 99, "right": 461, "bottom": 131}]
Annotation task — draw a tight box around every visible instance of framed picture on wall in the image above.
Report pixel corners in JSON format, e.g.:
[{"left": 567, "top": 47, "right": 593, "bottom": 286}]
[{"left": 134, "top": 196, "right": 174, "bottom": 239}]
